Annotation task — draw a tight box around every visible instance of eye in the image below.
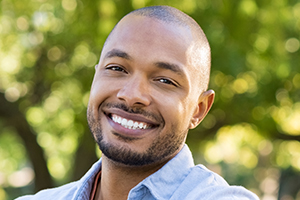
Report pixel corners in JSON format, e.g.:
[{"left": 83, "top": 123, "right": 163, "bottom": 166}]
[
  {"left": 156, "top": 78, "right": 178, "bottom": 87},
  {"left": 106, "top": 65, "right": 127, "bottom": 73}
]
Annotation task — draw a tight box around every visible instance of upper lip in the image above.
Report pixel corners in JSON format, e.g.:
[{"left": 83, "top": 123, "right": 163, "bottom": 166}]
[{"left": 102, "top": 107, "right": 161, "bottom": 126}]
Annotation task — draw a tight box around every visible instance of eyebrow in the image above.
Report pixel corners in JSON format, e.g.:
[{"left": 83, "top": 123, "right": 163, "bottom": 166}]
[
  {"left": 104, "top": 49, "right": 132, "bottom": 60},
  {"left": 154, "top": 62, "right": 185, "bottom": 75}
]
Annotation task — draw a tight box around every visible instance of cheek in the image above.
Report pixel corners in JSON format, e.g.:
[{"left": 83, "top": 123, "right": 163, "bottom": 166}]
[
  {"left": 89, "top": 77, "right": 118, "bottom": 103},
  {"left": 89, "top": 85, "right": 103, "bottom": 106},
  {"left": 88, "top": 82, "right": 111, "bottom": 117},
  {"left": 158, "top": 98, "right": 189, "bottom": 125},
  {"left": 165, "top": 98, "right": 196, "bottom": 129}
]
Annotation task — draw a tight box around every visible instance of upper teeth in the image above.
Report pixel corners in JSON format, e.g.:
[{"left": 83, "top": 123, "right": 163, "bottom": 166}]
[{"left": 111, "top": 114, "right": 150, "bottom": 130}]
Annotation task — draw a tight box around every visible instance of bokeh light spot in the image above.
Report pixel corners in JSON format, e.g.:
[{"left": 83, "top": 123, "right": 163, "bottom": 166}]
[
  {"left": 240, "top": 0, "right": 258, "bottom": 16},
  {"left": 285, "top": 38, "right": 300, "bottom": 53},
  {"left": 132, "top": 0, "right": 147, "bottom": 9},
  {"left": 1, "top": 55, "right": 20, "bottom": 74},
  {"left": 48, "top": 157, "right": 67, "bottom": 179},
  {"left": 16, "top": 16, "right": 29, "bottom": 31},
  {"left": 233, "top": 78, "right": 249, "bottom": 94},
  {"left": 26, "top": 107, "right": 46, "bottom": 126},
  {"left": 5, "top": 87, "right": 20, "bottom": 102},
  {"left": 292, "top": 73, "right": 300, "bottom": 88},
  {"left": 47, "top": 46, "right": 62, "bottom": 61},
  {"left": 62, "top": 0, "right": 77, "bottom": 11},
  {"left": 8, "top": 168, "right": 34, "bottom": 187}
]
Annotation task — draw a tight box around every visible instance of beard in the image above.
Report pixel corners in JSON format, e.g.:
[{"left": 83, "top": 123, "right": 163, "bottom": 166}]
[{"left": 87, "top": 103, "right": 188, "bottom": 166}]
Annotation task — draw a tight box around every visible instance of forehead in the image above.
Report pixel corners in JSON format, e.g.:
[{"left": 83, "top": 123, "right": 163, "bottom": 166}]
[{"left": 100, "top": 15, "right": 194, "bottom": 64}]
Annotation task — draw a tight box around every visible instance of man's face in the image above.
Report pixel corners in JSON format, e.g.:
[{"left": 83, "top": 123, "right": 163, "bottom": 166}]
[{"left": 87, "top": 15, "right": 208, "bottom": 166}]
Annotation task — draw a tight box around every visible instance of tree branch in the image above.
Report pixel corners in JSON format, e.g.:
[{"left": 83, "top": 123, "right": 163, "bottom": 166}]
[
  {"left": 0, "top": 93, "right": 53, "bottom": 192},
  {"left": 273, "top": 132, "right": 300, "bottom": 142}
]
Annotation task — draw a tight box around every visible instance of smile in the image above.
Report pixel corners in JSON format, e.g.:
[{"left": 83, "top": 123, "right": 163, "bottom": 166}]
[{"left": 111, "top": 114, "right": 152, "bottom": 130}]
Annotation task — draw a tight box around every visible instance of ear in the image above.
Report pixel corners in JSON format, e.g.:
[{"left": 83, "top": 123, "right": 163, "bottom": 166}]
[{"left": 189, "top": 90, "right": 215, "bottom": 129}]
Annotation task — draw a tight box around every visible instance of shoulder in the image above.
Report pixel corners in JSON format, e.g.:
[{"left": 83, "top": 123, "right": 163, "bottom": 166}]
[
  {"left": 183, "top": 164, "right": 230, "bottom": 187},
  {"left": 173, "top": 164, "right": 260, "bottom": 200},
  {"left": 15, "top": 181, "right": 79, "bottom": 200},
  {"left": 15, "top": 159, "right": 102, "bottom": 200},
  {"left": 184, "top": 184, "right": 260, "bottom": 200}
]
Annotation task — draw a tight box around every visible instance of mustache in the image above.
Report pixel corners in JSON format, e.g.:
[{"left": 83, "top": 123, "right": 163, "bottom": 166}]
[{"left": 103, "top": 102, "right": 163, "bottom": 123}]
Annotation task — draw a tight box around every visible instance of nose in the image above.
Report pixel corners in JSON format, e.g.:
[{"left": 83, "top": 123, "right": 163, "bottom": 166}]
[{"left": 117, "top": 75, "right": 151, "bottom": 107}]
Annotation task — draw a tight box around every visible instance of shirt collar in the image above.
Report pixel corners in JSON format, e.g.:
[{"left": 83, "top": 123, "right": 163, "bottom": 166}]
[
  {"left": 74, "top": 158, "right": 102, "bottom": 200},
  {"left": 130, "top": 144, "right": 195, "bottom": 199}
]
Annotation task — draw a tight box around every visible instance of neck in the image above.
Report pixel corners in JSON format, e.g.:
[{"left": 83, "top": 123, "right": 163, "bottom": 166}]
[{"left": 96, "top": 155, "right": 170, "bottom": 200}]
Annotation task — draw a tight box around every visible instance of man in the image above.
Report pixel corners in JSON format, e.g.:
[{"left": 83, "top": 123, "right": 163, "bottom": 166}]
[{"left": 17, "top": 5, "right": 259, "bottom": 200}]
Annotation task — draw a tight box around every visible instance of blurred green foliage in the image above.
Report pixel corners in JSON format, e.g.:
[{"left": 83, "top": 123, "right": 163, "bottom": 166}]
[{"left": 1, "top": 0, "right": 300, "bottom": 199}]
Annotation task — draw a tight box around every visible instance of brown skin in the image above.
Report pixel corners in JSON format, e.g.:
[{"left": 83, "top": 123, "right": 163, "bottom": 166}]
[{"left": 88, "top": 14, "right": 214, "bottom": 200}]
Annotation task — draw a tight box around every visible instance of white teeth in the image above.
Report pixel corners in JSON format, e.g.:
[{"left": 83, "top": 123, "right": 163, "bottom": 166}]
[
  {"left": 133, "top": 122, "right": 139, "bottom": 129},
  {"left": 111, "top": 114, "right": 150, "bottom": 130},
  {"left": 117, "top": 117, "right": 122, "bottom": 124},
  {"left": 138, "top": 123, "right": 144, "bottom": 129},
  {"left": 128, "top": 120, "right": 134, "bottom": 127},
  {"left": 121, "top": 118, "right": 127, "bottom": 126}
]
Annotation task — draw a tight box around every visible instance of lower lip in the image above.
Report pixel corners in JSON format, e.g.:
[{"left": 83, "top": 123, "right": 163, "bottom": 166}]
[{"left": 106, "top": 115, "right": 153, "bottom": 137}]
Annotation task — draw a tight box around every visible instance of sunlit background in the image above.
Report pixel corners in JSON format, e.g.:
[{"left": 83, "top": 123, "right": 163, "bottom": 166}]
[{"left": 1, "top": 0, "right": 300, "bottom": 199}]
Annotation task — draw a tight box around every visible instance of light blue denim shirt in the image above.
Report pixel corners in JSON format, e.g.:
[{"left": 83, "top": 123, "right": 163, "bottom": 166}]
[{"left": 16, "top": 145, "right": 259, "bottom": 200}]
